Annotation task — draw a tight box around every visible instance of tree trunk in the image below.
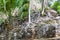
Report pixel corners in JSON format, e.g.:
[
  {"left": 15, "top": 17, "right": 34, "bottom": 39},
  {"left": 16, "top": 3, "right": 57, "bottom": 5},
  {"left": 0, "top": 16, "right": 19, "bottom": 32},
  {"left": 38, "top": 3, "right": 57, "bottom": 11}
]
[{"left": 42, "top": 0, "right": 48, "bottom": 15}]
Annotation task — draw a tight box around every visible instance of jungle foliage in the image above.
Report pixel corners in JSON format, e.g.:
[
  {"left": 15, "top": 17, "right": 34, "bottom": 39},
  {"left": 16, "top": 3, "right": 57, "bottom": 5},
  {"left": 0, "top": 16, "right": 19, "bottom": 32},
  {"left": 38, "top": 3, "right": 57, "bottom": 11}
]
[
  {"left": 0, "top": 0, "right": 29, "bottom": 24},
  {"left": 51, "top": 0, "right": 60, "bottom": 14}
]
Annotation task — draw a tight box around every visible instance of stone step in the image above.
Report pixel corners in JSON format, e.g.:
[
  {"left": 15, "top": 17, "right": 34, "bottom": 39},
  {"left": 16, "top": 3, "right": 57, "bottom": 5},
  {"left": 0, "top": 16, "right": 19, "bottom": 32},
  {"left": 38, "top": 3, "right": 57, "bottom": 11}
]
[{"left": 48, "top": 36, "right": 60, "bottom": 40}]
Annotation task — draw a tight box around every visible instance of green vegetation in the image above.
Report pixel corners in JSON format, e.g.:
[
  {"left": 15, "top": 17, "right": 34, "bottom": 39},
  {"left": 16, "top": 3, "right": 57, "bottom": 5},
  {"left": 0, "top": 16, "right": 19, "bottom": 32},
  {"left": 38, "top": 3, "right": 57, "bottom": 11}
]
[
  {"left": 0, "top": 0, "right": 29, "bottom": 24},
  {"left": 51, "top": 0, "right": 60, "bottom": 14}
]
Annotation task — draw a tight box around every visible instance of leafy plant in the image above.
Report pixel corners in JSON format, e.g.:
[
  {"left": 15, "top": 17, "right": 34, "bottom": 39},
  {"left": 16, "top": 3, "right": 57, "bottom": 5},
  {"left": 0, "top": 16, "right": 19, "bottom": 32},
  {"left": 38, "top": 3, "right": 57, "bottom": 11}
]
[
  {"left": 0, "top": 0, "right": 29, "bottom": 23},
  {"left": 51, "top": 0, "right": 60, "bottom": 14}
]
